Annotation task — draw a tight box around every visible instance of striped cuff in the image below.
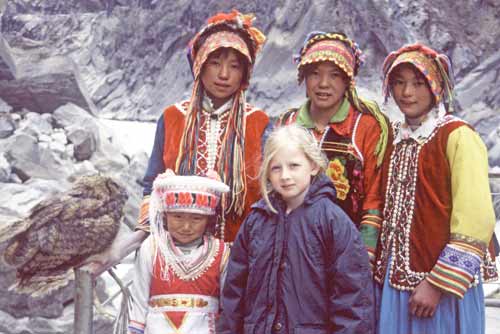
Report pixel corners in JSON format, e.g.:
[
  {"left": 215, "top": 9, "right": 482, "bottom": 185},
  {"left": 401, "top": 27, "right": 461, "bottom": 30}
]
[
  {"left": 360, "top": 210, "right": 382, "bottom": 264},
  {"left": 128, "top": 320, "right": 145, "bottom": 334},
  {"left": 427, "top": 243, "right": 482, "bottom": 299},
  {"left": 135, "top": 195, "right": 151, "bottom": 233}
]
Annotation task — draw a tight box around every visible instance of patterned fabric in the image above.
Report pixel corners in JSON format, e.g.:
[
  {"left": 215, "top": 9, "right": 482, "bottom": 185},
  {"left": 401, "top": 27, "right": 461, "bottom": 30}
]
[
  {"left": 177, "top": 10, "right": 267, "bottom": 221},
  {"left": 293, "top": 32, "right": 389, "bottom": 166},
  {"left": 382, "top": 43, "right": 455, "bottom": 112},
  {"left": 149, "top": 173, "right": 229, "bottom": 216},
  {"left": 136, "top": 195, "right": 150, "bottom": 232},
  {"left": 158, "top": 102, "right": 269, "bottom": 241},
  {"left": 192, "top": 31, "right": 251, "bottom": 81},
  {"left": 196, "top": 100, "right": 231, "bottom": 174},
  {"left": 375, "top": 257, "right": 486, "bottom": 334},
  {"left": 294, "top": 31, "right": 363, "bottom": 86},
  {"left": 297, "top": 39, "right": 356, "bottom": 84},
  {"left": 160, "top": 234, "right": 221, "bottom": 281},
  {"left": 374, "top": 114, "right": 497, "bottom": 293},
  {"left": 359, "top": 210, "right": 382, "bottom": 266},
  {"left": 187, "top": 9, "right": 266, "bottom": 88},
  {"left": 128, "top": 320, "right": 145, "bottom": 334},
  {"left": 277, "top": 100, "right": 382, "bottom": 229},
  {"left": 427, "top": 243, "right": 482, "bottom": 298},
  {"left": 128, "top": 235, "right": 229, "bottom": 334}
]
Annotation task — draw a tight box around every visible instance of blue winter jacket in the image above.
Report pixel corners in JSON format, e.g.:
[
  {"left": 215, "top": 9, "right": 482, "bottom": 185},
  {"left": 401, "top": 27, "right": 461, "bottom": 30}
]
[{"left": 217, "top": 174, "right": 374, "bottom": 334}]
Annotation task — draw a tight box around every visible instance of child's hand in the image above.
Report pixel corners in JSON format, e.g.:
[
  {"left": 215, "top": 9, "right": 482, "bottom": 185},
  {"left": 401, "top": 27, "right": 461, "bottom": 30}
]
[{"left": 408, "top": 278, "right": 442, "bottom": 318}]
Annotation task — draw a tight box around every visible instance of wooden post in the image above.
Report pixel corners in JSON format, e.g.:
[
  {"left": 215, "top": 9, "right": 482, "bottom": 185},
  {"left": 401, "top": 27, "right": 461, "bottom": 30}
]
[{"left": 74, "top": 268, "right": 94, "bottom": 334}]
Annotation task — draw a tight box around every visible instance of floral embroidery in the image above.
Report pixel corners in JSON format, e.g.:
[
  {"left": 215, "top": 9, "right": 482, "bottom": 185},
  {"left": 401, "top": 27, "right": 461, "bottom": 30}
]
[{"left": 325, "top": 158, "right": 350, "bottom": 200}]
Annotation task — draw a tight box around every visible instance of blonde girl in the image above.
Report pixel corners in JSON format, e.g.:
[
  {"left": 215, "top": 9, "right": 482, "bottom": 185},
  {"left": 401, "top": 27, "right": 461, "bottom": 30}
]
[{"left": 218, "top": 125, "right": 375, "bottom": 333}]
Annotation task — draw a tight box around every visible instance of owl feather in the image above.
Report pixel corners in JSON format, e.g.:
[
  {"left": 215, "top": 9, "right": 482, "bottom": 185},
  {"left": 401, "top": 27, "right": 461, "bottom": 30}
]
[{"left": 1, "top": 175, "right": 128, "bottom": 297}]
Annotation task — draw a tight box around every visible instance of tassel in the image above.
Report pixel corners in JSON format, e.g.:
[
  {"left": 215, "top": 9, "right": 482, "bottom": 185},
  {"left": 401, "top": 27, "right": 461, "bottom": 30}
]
[
  {"left": 348, "top": 87, "right": 389, "bottom": 167},
  {"left": 435, "top": 54, "right": 455, "bottom": 113}
]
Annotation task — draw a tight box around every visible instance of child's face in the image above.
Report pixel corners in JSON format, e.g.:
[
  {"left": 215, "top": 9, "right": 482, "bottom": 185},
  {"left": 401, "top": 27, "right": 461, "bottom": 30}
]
[
  {"left": 201, "top": 48, "right": 245, "bottom": 109},
  {"left": 305, "top": 61, "right": 348, "bottom": 115},
  {"left": 166, "top": 212, "right": 209, "bottom": 244},
  {"left": 268, "top": 145, "right": 319, "bottom": 211},
  {"left": 390, "top": 63, "right": 434, "bottom": 126}
]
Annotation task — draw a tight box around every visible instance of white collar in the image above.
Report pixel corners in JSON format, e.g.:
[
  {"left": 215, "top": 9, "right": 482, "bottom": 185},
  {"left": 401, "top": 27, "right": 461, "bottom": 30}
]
[
  {"left": 394, "top": 108, "right": 445, "bottom": 144},
  {"left": 202, "top": 95, "right": 233, "bottom": 117}
]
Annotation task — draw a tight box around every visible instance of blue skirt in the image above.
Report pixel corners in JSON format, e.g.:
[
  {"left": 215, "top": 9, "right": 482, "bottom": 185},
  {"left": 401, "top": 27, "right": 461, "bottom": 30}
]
[{"left": 375, "top": 265, "right": 485, "bottom": 334}]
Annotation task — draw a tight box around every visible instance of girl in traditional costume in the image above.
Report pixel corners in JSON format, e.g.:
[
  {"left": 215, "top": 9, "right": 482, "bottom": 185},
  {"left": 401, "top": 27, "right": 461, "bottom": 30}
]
[
  {"left": 277, "top": 32, "right": 390, "bottom": 265},
  {"left": 128, "top": 171, "right": 231, "bottom": 334},
  {"left": 218, "top": 125, "right": 374, "bottom": 333},
  {"left": 374, "top": 43, "right": 498, "bottom": 334},
  {"left": 85, "top": 10, "right": 268, "bottom": 277},
  {"left": 137, "top": 10, "right": 268, "bottom": 242}
]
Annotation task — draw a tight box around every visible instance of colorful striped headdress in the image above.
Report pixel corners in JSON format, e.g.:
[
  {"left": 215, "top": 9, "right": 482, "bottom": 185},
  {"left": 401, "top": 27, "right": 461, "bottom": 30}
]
[
  {"left": 176, "top": 10, "right": 266, "bottom": 235},
  {"left": 187, "top": 9, "right": 266, "bottom": 88},
  {"left": 294, "top": 31, "right": 389, "bottom": 167},
  {"left": 382, "top": 43, "right": 455, "bottom": 112},
  {"left": 294, "top": 31, "right": 364, "bottom": 86}
]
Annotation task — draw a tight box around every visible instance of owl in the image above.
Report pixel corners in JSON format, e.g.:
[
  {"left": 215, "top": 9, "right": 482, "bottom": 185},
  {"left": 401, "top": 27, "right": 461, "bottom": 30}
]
[{"left": 0, "top": 174, "right": 128, "bottom": 297}]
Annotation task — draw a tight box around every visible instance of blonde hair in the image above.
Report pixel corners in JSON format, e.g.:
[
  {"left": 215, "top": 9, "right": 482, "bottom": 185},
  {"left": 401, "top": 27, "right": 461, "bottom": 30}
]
[{"left": 259, "top": 124, "right": 327, "bottom": 213}]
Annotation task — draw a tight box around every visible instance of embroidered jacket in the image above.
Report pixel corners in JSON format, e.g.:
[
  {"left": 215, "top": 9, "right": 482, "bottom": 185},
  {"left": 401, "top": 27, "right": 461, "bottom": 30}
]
[
  {"left": 128, "top": 234, "right": 230, "bottom": 334},
  {"left": 137, "top": 100, "right": 269, "bottom": 241},
  {"left": 278, "top": 98, "right": 385, "bottom": 263},
  {"left": 374, "top": 111, "right": 497, "bottom": 298}
]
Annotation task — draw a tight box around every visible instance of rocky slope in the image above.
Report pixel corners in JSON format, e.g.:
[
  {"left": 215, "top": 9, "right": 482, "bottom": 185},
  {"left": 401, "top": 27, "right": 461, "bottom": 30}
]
[{"left": 0, "top": 0, "right": 499, "bottom": 332}]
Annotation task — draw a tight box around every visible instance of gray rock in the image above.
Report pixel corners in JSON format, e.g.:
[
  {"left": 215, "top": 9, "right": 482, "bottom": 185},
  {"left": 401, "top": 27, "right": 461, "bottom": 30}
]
[
  {"left": 486, "top": 126, "right": 500, "bottom": 167},
  {"left": 455, "top": 51, "right": 500, "bottom": 113},
  {"left": 53, "top": 103, "right": 98, "bottom": 132},
  {"left": 0, "top": 97, "right": 12, "bottom": 113},
  {"left": 0, "top": 153, "right": 10, "bottom": 182},
  {"left": 66, "top": 126, "right": 97, "bottom": 161},
  {"left": 92, "top": 69, "right": 124, "bottom": 103},
  {"left": 0, "top": 34, "right": 16, "bottom": 80},
  {"left": 0, "top": 37, "right": 97, "bottom": 115},
  {"left": 0, "top": 112, "right": 15, "bottom": 138},
  {"left": 18, "top": 111, "right": 53, "bottom": 138},
  {"left": 4, "top": 133, "right": 71, "bottom": 181}
]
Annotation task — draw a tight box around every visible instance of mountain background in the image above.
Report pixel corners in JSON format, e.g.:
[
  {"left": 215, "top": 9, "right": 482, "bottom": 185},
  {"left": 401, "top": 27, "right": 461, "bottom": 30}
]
[{"left": 0, "top": 0, "right": 499, "bottom": 332}]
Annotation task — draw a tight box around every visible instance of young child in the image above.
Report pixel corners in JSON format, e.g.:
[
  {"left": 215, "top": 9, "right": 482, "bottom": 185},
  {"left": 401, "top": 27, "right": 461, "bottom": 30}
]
[
  {"left": 217, "top": 125, "right": 374, "bottom": 333},
  {"left": 127, "top": 171, "right": 231, "bottom": 334},
  {"left": 374, "top": 43, "right": 498, "bottom": 333}
]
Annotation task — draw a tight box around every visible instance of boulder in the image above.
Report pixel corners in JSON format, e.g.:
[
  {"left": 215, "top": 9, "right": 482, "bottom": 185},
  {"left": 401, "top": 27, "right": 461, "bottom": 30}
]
[
  {"left": 0, "top": 153, "right": 11, "bottom": 182},
  {"left": 66, "top": 127, "right": 97, "bottom": 161},
  {"left": 0, "top": 112, "right": 15, "bottom": 138},
  {"left": 0, "top": 35, "right": 16, "bottom": 80},
  {"left": 4, "top": 133, "right": 71, "bottom": 181},
  {"left": 0, "top": 38, "right": 97, "bottom": 115}
]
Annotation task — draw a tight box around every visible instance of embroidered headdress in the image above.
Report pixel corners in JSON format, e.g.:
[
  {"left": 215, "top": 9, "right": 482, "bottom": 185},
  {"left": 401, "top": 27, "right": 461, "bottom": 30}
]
[
  {"left": 148, "top": 170, "right": 229, "bottom": 281},
  {"left": 382, "top": 43, "right": 455, "bottom": 112},
  {"left": 294, "top": 31, "right": 389, "bottom": 166},
  {"left": 175, "top": 10, "right": 266, "bottom": 236},
  {"left": 149, "top": 170, "right": 230, "bottom": 218},
  {"left": 187, "top": 9, "right": 266, "bottom": 88}
]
